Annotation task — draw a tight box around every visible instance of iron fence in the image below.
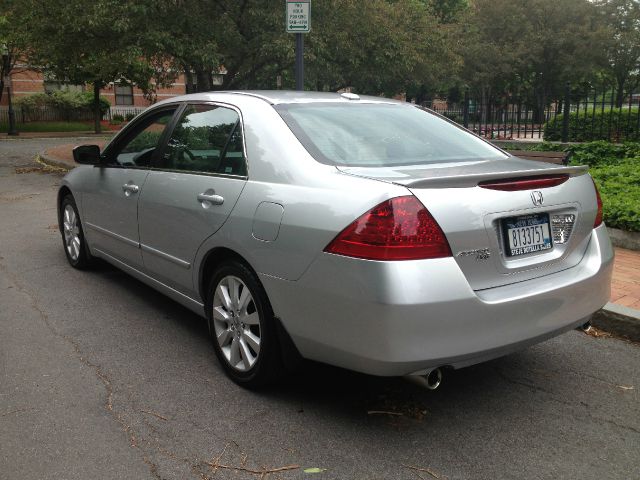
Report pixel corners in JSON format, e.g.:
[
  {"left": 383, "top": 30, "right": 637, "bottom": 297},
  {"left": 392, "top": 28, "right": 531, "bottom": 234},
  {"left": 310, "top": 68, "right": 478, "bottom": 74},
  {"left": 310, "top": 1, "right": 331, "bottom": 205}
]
[
  {"left": 424, "top": 83, "right": 640, "bottom": 143},
  {"left": 0, "top": 105, "right": 146, "bottom": 124},
  {"left": 3, "top": 84, "right": 640, "bottom": 142}
]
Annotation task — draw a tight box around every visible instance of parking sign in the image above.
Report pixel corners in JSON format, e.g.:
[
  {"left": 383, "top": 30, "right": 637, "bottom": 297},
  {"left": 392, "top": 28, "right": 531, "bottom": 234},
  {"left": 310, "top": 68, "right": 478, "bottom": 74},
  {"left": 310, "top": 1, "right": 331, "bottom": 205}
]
[{"left": 286, "top": 1, "right": 310, "bottom": 33}]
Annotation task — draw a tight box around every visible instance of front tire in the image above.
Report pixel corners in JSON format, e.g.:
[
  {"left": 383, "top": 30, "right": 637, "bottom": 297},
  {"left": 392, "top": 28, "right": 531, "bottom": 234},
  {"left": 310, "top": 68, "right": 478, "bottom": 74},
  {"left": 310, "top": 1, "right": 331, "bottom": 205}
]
[
  {"left": 206, "top": 261, "right": 281, "bottom": 388},
  {"left": 60, "top": 194, "right": 94, "bottom": 269}
]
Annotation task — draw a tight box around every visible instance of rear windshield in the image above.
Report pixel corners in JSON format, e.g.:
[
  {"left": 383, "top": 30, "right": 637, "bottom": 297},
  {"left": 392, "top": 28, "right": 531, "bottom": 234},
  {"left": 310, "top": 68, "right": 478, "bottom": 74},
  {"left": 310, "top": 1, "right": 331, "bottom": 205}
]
[{"left": 275, "top": 103, "right": 507, "bottom": 167}]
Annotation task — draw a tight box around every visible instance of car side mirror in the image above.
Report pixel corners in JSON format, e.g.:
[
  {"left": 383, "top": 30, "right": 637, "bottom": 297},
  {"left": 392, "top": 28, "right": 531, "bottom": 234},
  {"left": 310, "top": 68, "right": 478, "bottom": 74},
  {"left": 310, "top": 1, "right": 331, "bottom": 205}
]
[{"left": 73, "top": 145, "right": 101, "bottom": 165}]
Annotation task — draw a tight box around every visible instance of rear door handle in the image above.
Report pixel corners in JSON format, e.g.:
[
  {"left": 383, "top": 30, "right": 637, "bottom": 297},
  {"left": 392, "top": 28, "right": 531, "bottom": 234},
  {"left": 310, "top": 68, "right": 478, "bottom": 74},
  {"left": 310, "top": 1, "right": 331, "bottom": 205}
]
[
  {"left": 197, "top": 190, "right": 224, "bottom": 207},
  {"left": 122, "top": 183, "right": 139, "bottom": 196}
]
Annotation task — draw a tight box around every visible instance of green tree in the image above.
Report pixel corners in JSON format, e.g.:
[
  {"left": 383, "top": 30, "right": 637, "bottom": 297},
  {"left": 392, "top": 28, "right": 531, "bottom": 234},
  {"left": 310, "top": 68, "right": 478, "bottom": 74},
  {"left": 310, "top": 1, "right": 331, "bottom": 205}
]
[
  {"left": 596, "top": 0, "right": 640, "bottom": 106},
  {"left": 25, "top": 0, "right": 158, "bottom": 133},
  {"left": 458, "top": 0, "right": 607, "bottom": 119},
  {"left": 0, "top": 1, "right": 32, "bottom": 104}
]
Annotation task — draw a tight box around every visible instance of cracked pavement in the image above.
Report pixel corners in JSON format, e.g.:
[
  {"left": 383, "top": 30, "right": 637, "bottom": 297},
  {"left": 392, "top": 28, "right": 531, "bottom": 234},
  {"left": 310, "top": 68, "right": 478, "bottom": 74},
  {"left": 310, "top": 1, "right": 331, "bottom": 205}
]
[{"left": 1, "top": 137, "right": 639, "bottom": 480}]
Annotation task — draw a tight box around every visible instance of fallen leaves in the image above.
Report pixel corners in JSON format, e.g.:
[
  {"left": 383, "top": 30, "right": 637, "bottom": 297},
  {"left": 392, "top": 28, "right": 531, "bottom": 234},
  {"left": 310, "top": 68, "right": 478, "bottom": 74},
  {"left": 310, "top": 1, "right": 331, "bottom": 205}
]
[{"left": 582, "top": 326, "right": 611, "bottom": 338}]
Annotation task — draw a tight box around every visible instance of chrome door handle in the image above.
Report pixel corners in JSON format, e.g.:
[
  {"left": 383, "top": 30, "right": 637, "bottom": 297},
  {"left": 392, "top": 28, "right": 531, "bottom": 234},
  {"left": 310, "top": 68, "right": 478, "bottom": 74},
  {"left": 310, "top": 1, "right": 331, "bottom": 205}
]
[
  {"left": 122, "top": 183, "right": 139, "bottom": 196},
  {"left": 197, "top": 190, "right": 224, "bottom": 207}
]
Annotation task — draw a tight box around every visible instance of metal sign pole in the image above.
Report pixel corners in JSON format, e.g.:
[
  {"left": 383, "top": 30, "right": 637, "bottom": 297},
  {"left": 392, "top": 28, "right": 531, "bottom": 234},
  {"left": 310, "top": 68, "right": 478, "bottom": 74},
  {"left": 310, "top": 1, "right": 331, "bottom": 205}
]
[
  {"left": 295, "top": 33, "right": 304, "bottom": 91},
  {"left": 286, "top": 1, "right": 310, "bottom": 92}
]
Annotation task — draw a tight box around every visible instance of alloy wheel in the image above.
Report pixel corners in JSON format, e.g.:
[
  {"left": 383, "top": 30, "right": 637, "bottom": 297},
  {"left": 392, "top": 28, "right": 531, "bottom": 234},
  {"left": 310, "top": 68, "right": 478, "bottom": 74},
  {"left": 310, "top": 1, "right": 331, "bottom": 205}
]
[
  {"left": 212, "top": 275, "right": 261, "bottom": 371},
  {"left": 63, "top": 204, "right": 81, "bottom": 261}
]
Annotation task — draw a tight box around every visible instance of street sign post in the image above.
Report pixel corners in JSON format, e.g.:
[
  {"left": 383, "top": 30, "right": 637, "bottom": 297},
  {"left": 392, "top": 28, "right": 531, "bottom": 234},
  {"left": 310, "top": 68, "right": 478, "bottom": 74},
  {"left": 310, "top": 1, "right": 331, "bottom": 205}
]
[
  {"left": 286, "top": 0, "right": 310, "bottom": 33},
  {"left": 286, "top": 1, "right": 310, "bottom": 91}
]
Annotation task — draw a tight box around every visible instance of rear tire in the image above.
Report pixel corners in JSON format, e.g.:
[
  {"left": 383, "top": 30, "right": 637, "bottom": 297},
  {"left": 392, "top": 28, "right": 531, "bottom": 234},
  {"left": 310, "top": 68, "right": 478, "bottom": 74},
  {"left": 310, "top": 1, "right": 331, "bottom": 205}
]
[
  {"left": 59, "top": 194, "right": 94, "bottom": 269},
  {"left": 206, "top": 260, "right": 282, "bottom": 388}
]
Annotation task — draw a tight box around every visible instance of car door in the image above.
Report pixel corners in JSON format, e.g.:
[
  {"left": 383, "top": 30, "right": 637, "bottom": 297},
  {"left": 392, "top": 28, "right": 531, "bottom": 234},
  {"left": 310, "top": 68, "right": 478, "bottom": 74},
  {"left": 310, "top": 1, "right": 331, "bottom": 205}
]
[
  {"left": 82, "top": 106, "right": 178, "bottom": 269},
  {"left": 137, "top": 103, "right": 248, "bottom": 295}
]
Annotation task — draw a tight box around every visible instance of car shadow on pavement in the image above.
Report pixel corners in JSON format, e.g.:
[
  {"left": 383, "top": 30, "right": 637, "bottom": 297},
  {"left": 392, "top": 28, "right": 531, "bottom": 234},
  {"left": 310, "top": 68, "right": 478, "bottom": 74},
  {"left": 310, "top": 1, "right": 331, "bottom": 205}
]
[{"left": 86, "top": 257, "right": 581, "bottom": 426}]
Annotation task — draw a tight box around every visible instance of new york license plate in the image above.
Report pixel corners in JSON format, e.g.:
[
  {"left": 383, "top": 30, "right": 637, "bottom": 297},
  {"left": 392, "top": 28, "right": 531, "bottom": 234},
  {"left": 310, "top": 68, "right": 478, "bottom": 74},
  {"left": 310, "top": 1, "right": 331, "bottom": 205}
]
[{"left": 502, "top": 213, "right": 552, "bottom": 257}]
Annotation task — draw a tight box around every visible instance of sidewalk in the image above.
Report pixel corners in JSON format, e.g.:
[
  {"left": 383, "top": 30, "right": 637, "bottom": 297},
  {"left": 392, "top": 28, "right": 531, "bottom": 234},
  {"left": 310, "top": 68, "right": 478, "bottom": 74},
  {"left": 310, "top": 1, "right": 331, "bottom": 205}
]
[{"left": 38, "top": 143, "right": 640, "bottom": 339}]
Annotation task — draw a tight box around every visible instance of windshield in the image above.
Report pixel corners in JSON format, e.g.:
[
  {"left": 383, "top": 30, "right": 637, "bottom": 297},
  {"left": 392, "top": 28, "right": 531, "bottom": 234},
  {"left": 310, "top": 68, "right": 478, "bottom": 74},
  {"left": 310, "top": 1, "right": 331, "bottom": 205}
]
[{"left": 275, "top": 103, "right": 507, "bottom": 167}]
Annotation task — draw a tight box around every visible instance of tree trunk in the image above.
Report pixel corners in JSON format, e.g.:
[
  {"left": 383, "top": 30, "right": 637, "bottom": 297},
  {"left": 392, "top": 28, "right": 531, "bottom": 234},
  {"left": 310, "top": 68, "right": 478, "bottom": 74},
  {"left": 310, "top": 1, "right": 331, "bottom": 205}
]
[
  {"left": 93, "top": 82, "right": 102, "bottom": 134},
  {"left": 195, "top": 68, "right": 212, "bottom": 92},
  {"left": 616, "top": 77, "right": 626, "bottom": 108}
]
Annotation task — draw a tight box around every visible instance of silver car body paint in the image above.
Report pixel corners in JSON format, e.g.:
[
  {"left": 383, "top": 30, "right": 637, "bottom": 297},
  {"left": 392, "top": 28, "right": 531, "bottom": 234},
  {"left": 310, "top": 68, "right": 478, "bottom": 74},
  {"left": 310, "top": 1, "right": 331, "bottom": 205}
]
[{"left": 60, "top": 91, "right": 613, "bottom": 377}]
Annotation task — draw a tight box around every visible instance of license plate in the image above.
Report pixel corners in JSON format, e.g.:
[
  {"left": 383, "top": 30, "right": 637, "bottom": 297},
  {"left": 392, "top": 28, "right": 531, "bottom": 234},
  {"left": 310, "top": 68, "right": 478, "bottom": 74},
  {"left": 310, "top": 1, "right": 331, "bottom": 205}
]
[{"left": 502, "top": 213, "right": 552, "bottom": 257}]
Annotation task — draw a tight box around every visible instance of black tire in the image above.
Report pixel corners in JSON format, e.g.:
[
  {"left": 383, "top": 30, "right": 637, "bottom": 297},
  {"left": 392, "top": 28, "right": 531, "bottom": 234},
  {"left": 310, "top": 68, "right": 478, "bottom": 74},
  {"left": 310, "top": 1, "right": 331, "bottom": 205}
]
[
  {"left": 206, "top": 260, "right": 282, "bottom": 388},
  {"left": 59, "top": 194, "right": 94, "bottom": 269}
]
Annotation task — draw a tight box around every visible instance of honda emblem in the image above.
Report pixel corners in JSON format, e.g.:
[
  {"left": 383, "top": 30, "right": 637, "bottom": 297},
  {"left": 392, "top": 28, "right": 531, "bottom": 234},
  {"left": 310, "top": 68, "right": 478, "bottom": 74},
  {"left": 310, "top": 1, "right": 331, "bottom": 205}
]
[{"left": 531, "top": 191, "right": 544, "bottom": 206}]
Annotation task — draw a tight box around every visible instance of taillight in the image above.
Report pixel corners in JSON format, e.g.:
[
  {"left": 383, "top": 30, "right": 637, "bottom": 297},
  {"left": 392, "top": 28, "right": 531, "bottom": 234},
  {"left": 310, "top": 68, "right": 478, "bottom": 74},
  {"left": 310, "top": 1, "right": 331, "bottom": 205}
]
[
  {"left": 478, "top": 174, "right": 569, "bottom": 191},
  {"left": 324, "top": 196, "right": 452, "bottom": 261},
  {"left": 592, "top": 177, "right": 603, "bottom": 228}
]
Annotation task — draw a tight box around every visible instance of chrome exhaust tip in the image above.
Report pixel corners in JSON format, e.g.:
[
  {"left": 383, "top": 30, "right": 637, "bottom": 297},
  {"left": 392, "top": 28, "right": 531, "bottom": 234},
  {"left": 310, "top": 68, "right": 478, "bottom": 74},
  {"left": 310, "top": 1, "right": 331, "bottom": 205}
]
[
  {"left": 405, "top": 367, "right": 444, "bottom": 391},
  {"left": 424, "top": 368, "right": 443, "bottom": 390},
  {"left": 579, "top": 321, "right": 592, "bottom": 332}
]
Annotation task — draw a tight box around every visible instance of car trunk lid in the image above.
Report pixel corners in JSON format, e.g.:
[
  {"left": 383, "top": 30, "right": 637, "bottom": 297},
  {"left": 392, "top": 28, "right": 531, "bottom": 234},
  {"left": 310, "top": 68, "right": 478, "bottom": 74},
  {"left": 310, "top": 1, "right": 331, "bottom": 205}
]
[{"left": 338, "top": 157, "right": 597, "bottom": 290}]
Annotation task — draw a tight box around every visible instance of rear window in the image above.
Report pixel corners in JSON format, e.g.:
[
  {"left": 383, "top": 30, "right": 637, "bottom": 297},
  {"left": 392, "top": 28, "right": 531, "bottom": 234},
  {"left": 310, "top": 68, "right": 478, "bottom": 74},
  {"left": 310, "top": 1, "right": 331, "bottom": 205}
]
[{"left": 275, "top": 103, "right": 507, "bottom": 167}]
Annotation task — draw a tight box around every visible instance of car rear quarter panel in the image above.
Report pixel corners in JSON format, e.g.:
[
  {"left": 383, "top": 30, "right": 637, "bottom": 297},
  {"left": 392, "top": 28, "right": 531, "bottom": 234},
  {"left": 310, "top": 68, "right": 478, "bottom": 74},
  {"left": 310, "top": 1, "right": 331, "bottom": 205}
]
[{"left": 192, "top": 97, "right": 409, "bottom": 287}]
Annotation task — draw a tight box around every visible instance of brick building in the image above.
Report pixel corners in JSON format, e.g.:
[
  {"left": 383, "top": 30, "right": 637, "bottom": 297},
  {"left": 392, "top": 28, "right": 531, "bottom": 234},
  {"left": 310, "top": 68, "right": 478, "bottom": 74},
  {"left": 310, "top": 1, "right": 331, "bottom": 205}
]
[{"left": 1, "top": 66, "right": 203, "bottom": 114}]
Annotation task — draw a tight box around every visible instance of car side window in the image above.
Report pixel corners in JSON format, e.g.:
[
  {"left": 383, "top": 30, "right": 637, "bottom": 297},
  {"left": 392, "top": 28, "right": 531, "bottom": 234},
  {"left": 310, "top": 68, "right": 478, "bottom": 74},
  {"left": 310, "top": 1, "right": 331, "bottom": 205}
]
[
  {"left": 162, "top": 104, "right": 247, "bottom": 176},
  {"left": 112, "top": 109, "right": 176, "bottom": 167}
]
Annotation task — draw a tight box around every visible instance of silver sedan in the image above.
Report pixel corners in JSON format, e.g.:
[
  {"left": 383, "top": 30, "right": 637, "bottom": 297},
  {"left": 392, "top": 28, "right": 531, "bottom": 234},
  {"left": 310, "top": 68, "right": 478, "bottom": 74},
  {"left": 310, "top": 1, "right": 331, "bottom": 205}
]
[{"left": 58, "top": 91, "right": 613, "bottom": 388}]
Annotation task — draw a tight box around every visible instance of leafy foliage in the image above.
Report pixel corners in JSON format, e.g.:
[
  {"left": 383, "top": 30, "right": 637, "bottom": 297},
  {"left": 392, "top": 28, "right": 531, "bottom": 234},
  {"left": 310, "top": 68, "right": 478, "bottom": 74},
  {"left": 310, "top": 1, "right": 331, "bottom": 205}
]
[
  {"left": 544, "top": 108, "right": 640, "bottom": 141},
  {"left": 563, "top": 141, "right": 640, "bottom": 231},
  {"left": 591, "top": 159, "right": 640, "bottom": 231},
  {"left": 16, "top": 91, "right": 110, "bottom": 111}
]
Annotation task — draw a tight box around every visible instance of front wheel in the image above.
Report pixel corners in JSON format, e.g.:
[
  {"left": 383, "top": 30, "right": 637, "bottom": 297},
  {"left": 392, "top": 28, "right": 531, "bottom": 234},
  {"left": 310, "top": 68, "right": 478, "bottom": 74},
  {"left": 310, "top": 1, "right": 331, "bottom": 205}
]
[
  {"left": 60, "top": 195, "right": 94, "bottom": 269},
  {"left": 206, "top": 261, "right": 282, "bottom": 388}
]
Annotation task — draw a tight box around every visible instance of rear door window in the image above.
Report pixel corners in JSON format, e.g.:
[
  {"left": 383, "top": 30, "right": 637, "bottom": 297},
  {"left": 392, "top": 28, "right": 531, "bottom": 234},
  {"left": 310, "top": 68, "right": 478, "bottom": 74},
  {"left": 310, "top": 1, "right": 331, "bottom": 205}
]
[{"left": 160, "top": 104, "right": 247, "bottom": 176}]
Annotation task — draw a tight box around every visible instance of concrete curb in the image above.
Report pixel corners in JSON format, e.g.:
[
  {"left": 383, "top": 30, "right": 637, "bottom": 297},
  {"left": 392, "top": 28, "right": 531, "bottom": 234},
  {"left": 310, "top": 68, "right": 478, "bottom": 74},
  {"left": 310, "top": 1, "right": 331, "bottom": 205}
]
[
  {"left": 608, "top": 228, "right": 640, "bottom": 251},
  {"left": 37, "top": 152, "right": 73, "bottom": 172},
  {"left": 592, "top": 303, "right": 640, "bottom": 343}
]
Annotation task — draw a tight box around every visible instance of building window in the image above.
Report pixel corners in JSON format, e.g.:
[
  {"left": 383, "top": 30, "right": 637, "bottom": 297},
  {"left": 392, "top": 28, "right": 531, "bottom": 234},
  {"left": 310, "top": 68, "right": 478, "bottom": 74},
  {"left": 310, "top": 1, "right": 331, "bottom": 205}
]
[
  {"left": 115, "top": 83, "right": 134, "bottom": 105},
  {"left": 43, "top": 73, "right": 83, "bottom": 94}
]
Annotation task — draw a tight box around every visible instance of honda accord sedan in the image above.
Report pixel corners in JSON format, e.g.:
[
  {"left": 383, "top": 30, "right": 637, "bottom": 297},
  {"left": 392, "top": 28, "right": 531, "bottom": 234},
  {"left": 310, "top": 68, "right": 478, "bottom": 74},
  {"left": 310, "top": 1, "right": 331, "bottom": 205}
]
[{"left": 58, "top": 91, "right": 613, "bottom": 388}]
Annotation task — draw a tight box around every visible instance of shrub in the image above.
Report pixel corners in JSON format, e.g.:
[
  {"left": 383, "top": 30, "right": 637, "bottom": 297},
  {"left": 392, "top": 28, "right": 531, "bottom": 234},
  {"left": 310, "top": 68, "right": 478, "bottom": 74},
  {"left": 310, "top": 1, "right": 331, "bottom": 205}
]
[
  {"left": 591, "top": 159, "right": 640, "bottom": 232},
  {"left": 124, "top": 112, "right": 137, "bottom": 121},
  {"left": 111, "top": 113, "right": 125, "bottom": 122},
  {"left": 544, "top": 108, "right": 640, "bottom": 142},
  {"left": 561, "top": 142, "right": 640, "bottom": 232},
  {"left": 14, "top": 91, "right": 111, "bottom": 121}
]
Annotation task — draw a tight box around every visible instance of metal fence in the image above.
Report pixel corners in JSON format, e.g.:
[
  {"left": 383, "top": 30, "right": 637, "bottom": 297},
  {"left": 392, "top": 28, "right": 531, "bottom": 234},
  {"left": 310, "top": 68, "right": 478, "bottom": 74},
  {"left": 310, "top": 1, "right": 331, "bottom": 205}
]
[
  {"left": 3, "top": 85, "right": 640, "bottom": 142},
  {"left": 424, "top": 83, "right": 640, "bottom": 143},
  {"left": 0, "top": 105, "right": 146, "bottom": 124}
]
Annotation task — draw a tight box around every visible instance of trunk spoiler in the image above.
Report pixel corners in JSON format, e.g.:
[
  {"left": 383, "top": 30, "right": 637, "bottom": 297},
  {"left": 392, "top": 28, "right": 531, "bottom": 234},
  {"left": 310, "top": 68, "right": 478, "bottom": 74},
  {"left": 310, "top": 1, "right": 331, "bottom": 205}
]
[{"left": 338, "top": 163, "right": 589, "bottom": 189}]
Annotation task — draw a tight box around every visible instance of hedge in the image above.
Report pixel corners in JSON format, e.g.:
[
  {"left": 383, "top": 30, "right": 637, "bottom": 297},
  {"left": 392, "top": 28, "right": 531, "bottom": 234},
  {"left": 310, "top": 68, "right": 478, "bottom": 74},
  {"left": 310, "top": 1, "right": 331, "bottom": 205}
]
[
  {"left": 15, "top": 91, "right": 111, "bottom": 121},
  {"left": 565, "top": 142, "right": 640, "bottom": 232},
  {"left": 544, "top": 108, "right": 640, "bottom": 142}
]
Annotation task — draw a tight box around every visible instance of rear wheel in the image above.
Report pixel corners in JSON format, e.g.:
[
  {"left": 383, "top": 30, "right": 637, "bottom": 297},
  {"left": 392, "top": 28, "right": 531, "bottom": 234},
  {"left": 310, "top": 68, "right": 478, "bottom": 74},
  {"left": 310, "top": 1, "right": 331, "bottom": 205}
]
[
  {"left": 60, "top": 195, "right": 94, "bottom": 269},
  {"left": 206, "top": 261, "right": 281, "bottom": 388}
]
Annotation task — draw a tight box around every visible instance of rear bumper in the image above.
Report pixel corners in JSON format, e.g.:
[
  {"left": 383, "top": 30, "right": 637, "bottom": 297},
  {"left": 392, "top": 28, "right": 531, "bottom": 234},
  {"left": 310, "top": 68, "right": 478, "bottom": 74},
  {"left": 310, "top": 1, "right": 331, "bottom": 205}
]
[{"left": 260, "top": 225, "right": 614, "bottom": 376}]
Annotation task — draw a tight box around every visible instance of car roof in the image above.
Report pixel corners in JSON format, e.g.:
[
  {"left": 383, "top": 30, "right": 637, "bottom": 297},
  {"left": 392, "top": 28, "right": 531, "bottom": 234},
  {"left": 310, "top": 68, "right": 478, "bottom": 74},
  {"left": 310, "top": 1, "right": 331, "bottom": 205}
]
[{"left": 154, "top": 90, "right": 404, "bottom": 106}]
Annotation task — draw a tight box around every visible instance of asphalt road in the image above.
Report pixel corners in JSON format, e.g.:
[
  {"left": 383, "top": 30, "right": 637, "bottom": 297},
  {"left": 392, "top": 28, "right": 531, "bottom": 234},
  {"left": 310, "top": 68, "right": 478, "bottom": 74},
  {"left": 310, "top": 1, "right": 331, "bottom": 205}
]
[{"left": 1, "top": 137, "right": 639, "bottom": 480}]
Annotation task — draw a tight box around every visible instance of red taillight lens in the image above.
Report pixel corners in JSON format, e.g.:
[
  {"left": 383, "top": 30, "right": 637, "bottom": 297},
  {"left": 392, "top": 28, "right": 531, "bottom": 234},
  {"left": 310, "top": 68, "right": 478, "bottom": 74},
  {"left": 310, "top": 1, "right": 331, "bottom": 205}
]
[
  {"left": 324, "top": 196, "right": 452, "bottom": 261},
  {"left": 478, "top": 174, "right": 569, "bottom": 191},
  {"left": 592, "top": 178, "right": 603, "bottom": 228}
]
